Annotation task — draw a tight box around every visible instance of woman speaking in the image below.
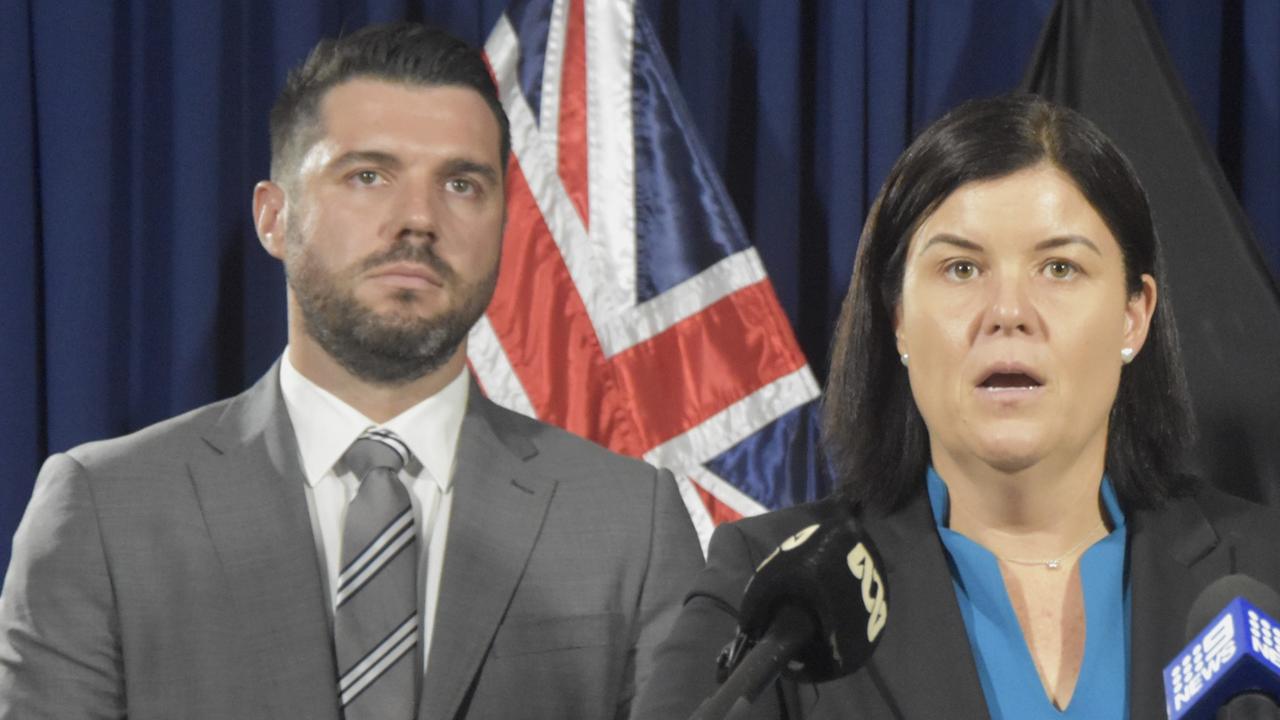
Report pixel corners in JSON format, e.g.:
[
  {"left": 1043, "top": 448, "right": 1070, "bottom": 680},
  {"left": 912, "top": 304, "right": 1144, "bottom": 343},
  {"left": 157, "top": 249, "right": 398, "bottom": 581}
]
[{"left": 633, "top": 94, "right": 1280, "bottom": 719}]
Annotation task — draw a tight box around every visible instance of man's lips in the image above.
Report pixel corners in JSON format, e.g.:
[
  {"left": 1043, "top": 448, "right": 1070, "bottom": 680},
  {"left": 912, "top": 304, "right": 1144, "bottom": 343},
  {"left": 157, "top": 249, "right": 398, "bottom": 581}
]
[{"left": 367, "top": 262, "right": 444, "bottom": 289}]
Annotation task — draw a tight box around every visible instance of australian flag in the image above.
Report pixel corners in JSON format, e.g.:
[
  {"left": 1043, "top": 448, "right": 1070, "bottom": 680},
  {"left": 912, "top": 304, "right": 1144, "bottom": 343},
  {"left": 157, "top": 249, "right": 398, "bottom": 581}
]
[{"left": 469, "top": 0, "right": 831, "bottom": 546}]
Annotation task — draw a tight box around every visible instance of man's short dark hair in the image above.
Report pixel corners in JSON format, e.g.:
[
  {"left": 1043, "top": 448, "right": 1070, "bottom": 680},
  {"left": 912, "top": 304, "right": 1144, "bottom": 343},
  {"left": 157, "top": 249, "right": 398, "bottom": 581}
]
[
  {"left": 269, "top": 22, "right": 511, "bottom": 182},
  {"left": 823, "top": 93, "right": 1196, "bottom": 513}
]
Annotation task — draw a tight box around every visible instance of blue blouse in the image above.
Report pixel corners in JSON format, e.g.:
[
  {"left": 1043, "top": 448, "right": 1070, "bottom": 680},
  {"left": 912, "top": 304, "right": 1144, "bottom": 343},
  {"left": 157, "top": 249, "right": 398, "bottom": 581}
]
[{"left": 925, "top": 468, "right": 1131, "bottom": 719}]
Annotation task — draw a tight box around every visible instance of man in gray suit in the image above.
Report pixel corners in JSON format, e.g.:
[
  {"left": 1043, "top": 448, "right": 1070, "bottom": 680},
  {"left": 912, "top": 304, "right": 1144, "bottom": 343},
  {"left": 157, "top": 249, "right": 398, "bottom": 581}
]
[{"left": 0, "top": 23, "right": 702, "bottom": 719}]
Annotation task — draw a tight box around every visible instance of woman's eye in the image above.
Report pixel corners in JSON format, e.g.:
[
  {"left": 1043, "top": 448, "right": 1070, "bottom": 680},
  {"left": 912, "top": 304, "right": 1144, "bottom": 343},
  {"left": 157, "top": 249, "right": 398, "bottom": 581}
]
[
  {"left": 1045, "top": 260, "right": 1078, "bottom": 280},
  {"left": 945, "top": 261, "right": 978, "bottom": 281}
]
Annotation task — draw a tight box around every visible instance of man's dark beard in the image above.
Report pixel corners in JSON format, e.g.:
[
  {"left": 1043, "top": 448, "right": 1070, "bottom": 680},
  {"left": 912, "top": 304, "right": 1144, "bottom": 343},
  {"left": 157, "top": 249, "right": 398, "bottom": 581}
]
[{"left": 286, "top": 235, "right": 497, "bottom": 386}]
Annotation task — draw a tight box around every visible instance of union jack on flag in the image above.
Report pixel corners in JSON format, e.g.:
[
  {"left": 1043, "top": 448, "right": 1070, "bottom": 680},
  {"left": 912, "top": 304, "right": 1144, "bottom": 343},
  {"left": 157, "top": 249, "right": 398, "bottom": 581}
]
[{"left": 468, "top": 0, "right": 829, "bottom": 546}]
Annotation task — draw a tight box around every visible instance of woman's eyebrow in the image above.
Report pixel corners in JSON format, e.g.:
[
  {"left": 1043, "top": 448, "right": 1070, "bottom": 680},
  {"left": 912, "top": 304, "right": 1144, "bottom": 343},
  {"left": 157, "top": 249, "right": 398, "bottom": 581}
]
[
  {"left": 920, "top": 233, "right": 984, "bottom": 254},
  {"left": 1035, "top": 235, "right": 1102, "bottom": 256}
]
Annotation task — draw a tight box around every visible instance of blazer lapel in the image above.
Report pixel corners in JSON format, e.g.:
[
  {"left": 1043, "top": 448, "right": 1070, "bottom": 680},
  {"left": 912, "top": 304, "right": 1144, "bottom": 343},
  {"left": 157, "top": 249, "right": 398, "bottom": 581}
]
[
  {"left": 1128, "top": 494, "right": 1228, "bottom": 720},
  {"left": 418, "top": 392, "right": 555, "bottom": 720},
  {"left": 787, "top": 486, "right": 1228, "bottom": 719},
  {"left": 786, "top": 494, "right": 990, "bottom": 718},
  {"left": 855, "top": 487, "right": 1232, "bottom": 720},
  {"left": 190, "top": 363, "right": 340, "bottom": 720},
  {"left": 853, "top": 492, "right": 993, "bottom": 720}
]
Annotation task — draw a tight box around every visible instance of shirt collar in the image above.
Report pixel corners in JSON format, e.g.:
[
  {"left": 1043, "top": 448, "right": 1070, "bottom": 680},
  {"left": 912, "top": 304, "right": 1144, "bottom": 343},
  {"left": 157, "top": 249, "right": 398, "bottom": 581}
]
[
  {"left": 924, "top": 465, "right": 1126, "bottom": 530},
  {"left": 279, "top": 349, "right": 470, "bottom": 494}
]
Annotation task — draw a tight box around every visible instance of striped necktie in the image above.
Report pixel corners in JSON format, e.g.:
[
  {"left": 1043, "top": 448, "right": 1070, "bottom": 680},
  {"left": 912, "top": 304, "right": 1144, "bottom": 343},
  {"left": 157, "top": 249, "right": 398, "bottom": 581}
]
[{"left": 335, "top": 429, "right": 418, "bottom": 719}]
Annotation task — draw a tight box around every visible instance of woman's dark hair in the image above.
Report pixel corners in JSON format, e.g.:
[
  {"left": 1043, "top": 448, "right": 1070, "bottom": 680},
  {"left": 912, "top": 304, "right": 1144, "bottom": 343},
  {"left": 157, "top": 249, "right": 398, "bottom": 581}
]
[{"left": 822, "top": 93, "right": 1195, "bottom": 512}]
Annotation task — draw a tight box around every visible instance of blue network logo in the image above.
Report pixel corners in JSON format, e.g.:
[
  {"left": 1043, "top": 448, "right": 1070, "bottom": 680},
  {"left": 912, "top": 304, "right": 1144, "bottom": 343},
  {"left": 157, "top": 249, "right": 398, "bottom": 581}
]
[{"left": 1165, "top": 597, "right": 1280, "bottom": 720}]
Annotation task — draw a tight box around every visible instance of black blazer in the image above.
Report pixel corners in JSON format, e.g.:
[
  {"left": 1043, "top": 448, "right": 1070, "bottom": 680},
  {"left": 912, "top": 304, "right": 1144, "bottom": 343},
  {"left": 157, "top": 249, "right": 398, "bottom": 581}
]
[{"left": 633, "top": 481, "right": 1280, "bottom": 720}]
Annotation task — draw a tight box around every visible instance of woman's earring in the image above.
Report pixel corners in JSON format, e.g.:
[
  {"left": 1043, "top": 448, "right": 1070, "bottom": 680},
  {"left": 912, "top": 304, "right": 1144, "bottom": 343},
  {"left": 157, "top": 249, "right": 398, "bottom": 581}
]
[
  {"left": 900, "top": 353, "right": 909, "bottom": 367},
  {"left": 1120, "top": 347, "right": 1135, "bottom": 364}
]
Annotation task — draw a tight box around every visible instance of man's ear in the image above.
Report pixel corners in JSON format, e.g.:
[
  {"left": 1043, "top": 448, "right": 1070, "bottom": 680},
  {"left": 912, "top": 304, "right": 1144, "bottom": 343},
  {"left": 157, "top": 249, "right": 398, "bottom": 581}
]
[{"left": 253, "top": 180, "right": 287, "bottom": 259}]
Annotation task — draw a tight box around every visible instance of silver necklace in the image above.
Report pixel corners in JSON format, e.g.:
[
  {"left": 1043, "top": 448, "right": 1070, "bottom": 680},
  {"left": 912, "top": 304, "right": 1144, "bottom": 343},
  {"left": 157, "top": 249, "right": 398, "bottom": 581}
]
[{"left": 997, "top": 524, "right": 1105, "bottom": 570}]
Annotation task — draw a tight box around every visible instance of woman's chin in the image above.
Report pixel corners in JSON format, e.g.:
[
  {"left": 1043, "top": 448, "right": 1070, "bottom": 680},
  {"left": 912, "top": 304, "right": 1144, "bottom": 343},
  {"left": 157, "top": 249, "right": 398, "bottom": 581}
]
[
  {"left": 967, "top": 433, "right": 1051, "bottom": 474},
  {"left": 980, "top": 452, "right": 1042, "bottom": 475}
]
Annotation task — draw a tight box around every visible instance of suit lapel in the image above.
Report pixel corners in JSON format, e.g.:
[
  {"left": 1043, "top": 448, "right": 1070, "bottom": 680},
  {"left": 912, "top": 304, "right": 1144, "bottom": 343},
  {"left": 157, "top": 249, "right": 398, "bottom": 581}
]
[
  {"left": 863, "top": 488, "right": 1231, "bottom": 720},
  {"left": 790, "top": 493, "right": 990, "bottom": 718},
  {"left": 418, "top": 392, "right": 555, "bottom": 720},
  {"left": 1127, "top": 494, "right": 1228, "bottom": 720},
  {"left": 858, "top": 492, "right": 993, "bottom": 719},
  {"left": 788, "top": 486, "right": 1229, "bottom": 719},
  {"left": 860, "top": 487, "right": 1234, "bottom": 720},
  {"left": 189, "top": 363, "right": 340, "bottom": 720}
]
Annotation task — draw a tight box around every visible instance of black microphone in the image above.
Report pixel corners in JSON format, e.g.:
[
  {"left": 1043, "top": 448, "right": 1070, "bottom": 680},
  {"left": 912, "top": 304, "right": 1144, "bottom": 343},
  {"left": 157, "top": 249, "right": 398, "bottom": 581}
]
[
  {"left": 689, "top": 503, "right": 888, "bottom": 720},
  {"left": 1163, "top": 574, "right": 1280, "bottom": 719}
]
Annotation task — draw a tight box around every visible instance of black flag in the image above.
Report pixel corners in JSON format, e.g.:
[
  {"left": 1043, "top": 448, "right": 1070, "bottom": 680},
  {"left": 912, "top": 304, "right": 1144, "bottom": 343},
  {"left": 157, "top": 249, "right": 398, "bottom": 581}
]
[{"left": 1023, "top": 0, "right": 1280, "bottom": 503}]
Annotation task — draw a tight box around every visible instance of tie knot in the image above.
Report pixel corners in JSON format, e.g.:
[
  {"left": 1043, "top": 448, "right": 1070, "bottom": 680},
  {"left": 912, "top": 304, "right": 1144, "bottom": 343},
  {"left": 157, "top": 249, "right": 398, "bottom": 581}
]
[{"left": 343, "top": 430, "right": 410, "bottom": 480}]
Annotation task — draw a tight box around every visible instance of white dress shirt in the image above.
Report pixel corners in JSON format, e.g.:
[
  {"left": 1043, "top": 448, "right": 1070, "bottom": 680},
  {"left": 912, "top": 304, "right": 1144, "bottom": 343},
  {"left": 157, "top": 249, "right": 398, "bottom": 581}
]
[{"left": 278, "top": 350, "right": 468, "bottom": 674}]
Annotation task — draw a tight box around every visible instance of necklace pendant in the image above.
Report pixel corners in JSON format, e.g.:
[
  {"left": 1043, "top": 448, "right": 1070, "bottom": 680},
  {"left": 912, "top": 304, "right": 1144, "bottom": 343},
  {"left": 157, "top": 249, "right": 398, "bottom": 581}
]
[{"left": 1046, "top": 560, "right": 1061, "bottom": 570}]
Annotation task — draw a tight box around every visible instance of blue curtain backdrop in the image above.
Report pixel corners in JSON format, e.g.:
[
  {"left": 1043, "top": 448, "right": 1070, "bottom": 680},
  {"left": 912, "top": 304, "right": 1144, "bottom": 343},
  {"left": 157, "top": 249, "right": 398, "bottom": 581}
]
[{"left": 3, "top": 0, "right": 1278, "bottom": 575}]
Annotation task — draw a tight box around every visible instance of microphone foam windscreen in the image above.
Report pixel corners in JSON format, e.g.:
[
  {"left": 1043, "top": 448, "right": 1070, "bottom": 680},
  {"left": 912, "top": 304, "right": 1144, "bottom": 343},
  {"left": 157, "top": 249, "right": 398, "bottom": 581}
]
[
  {"left": 736, "top": 503, "right": 888, "bottom": 683},
  {"left": 1185, "top": 574, "right": 1280, "bottom": 641}
]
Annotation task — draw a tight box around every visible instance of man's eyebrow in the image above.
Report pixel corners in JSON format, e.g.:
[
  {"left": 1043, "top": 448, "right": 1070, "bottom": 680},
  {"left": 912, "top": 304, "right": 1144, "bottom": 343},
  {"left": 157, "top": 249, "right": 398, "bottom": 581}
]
[
  {"left": 440, "top": 158, "right": 499, "bottom": 184},
  {"left": 328, "top": 150, "right": 403, "bottom": 172},
  {"left": 919, "top": 233, "right": 984, "bottom": 254},
  {"left": 1035, "top": 235, "right": 1102, "bottom": 256}
]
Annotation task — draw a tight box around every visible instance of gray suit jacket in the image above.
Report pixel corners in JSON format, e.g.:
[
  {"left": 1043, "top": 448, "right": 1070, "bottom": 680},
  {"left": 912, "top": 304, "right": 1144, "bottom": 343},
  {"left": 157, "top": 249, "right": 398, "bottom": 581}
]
[
  {"left": 0, "top": 363, "right": 703, "bottom": 719},
  {"left": 633, "top": 482, "right": 1280, "bottom": 720}
]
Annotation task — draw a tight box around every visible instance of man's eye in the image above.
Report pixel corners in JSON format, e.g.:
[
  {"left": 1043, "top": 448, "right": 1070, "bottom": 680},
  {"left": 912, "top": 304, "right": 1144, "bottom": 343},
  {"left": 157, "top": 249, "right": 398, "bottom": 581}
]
[
  {"left": 353, "top": 170, "right": 382, "bottom": 186},
  {"left": 447, "top": 178, "right": 476, "bottom": 194},
  {"left": 1044, "top": 260, "right": 1078, "bottom": 280},
  {"left": 945, "top": 261, "right": 978, "bottom": 281}
]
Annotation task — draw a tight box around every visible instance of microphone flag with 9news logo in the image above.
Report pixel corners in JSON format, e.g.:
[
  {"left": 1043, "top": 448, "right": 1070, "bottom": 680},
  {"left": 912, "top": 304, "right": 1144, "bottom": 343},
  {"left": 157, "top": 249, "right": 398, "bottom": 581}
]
[{"left": 1164, "top": 596, "right": 1280, "bottom": 719}]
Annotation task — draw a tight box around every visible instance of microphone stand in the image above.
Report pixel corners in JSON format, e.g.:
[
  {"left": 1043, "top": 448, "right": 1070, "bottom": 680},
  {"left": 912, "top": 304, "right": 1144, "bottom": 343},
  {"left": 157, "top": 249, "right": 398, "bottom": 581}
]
[{"left": 689, "top": 605, "right": 816, "bottom": 720}]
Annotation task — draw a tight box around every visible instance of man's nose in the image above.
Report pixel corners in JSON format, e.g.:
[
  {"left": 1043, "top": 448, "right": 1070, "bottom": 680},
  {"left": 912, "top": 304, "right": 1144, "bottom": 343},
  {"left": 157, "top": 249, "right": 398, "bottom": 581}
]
[{"left": 396, "top": 183, "right": 438, "bottom": 240}]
